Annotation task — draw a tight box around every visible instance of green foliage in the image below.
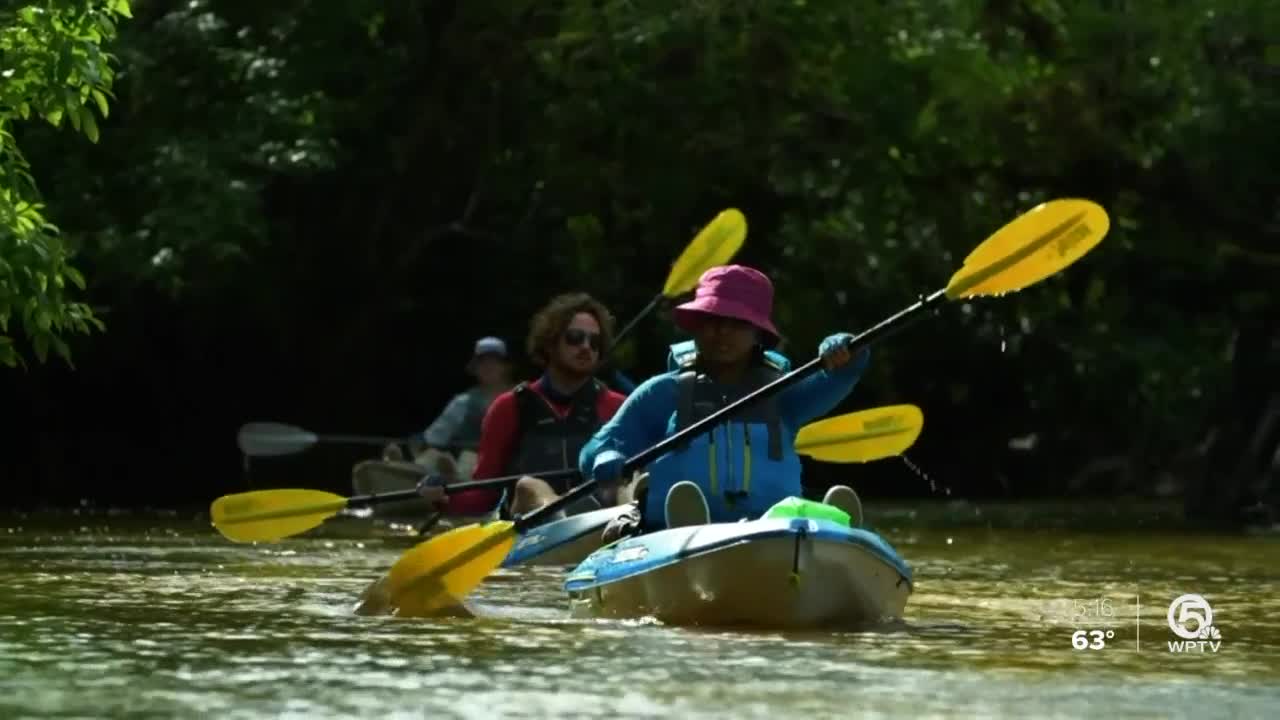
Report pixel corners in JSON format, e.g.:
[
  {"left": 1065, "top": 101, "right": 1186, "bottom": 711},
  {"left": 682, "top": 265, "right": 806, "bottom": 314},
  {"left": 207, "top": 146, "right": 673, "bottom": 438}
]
[
  {"left": 24, "top": 0, "right": 336, "bottom": 301},
  {"left": 0, "top": 0, "right": 131, "bottom": 367},
  {"left": 8, "top": 0, "right": 1279, "bottom": 489}
]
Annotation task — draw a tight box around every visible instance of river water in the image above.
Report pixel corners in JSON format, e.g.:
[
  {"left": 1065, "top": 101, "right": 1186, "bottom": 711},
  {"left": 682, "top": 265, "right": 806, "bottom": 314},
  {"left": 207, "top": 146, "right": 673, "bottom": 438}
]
[{"left": 2, "top": 504, "right": 1277, "bottom": 719}]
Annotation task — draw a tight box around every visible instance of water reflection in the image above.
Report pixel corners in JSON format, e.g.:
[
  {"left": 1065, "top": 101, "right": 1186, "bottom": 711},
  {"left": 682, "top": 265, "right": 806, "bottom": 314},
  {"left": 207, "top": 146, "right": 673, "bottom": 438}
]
[{"left": 0, "top": 514, "right": 1276, "bottom": 718}]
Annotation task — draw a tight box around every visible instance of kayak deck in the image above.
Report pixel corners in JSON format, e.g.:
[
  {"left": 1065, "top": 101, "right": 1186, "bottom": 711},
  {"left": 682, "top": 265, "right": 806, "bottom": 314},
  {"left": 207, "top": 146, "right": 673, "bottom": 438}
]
[{"left": 501, "top": 504, "right": 629, "bottom": 567}]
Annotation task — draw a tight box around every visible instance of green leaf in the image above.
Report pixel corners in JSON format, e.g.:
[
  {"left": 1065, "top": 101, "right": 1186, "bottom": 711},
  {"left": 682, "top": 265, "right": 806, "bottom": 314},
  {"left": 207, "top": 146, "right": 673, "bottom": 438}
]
[
  {"left": 56, "top": 41, "right": 74, "bottom": 81},
  {"left": 0, "top": 341, "right": 17, "bottom": 368},
  {"left": 45, "top": 107, "right": 65, "bottom": 128},
  {"left": 32, "top": 332, "right": 48, "bottom": 362},
  {"left": 82, "top": 111, "right": 100, "bottom": 143},
  {"left": 51, "top": 334, "right": 72, "bottom": 363},
  {"left": 111, "top": 0, "right": 133, "bottom": 19},
  {"left": 91, "top": 90, "right": 110, "bottom": 118}
]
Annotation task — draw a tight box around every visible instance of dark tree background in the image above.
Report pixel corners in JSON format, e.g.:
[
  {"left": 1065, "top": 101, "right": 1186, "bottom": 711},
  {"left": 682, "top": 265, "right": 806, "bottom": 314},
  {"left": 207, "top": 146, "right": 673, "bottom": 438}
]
[{"left": 4, "top": 0, "right": 1277, "bottom": 526}]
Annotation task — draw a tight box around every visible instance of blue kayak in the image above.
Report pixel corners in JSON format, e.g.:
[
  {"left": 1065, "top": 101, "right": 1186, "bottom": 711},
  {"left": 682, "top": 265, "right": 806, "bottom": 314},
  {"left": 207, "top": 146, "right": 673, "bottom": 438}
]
[
  {"left": 563, "top": 514, "right": 913, "bottom": 628},
  {"left": 501, "top": 504, "right": 631, "bottom": 567},
  {"left": 351, "top": 457, "right": 625, "bottom": 568}
]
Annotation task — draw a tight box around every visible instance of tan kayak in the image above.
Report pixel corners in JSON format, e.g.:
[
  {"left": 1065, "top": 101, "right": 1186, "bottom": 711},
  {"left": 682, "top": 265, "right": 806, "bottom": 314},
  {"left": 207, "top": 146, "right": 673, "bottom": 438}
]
[{"left": 350, "top": 449, "right": 478, "bottom": 520}]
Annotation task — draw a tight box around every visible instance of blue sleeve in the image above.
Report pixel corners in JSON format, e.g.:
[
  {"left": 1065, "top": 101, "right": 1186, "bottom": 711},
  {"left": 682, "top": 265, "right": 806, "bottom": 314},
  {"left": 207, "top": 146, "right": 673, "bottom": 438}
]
[
  {"left": 778, "top": 348, "right": 870, "bottom": 428},
  {"left": 421, "top": 392, "right": 470, "bottom": 447},
  {"left": 579, "top": 373, "right": 677, "bottom": 476}
]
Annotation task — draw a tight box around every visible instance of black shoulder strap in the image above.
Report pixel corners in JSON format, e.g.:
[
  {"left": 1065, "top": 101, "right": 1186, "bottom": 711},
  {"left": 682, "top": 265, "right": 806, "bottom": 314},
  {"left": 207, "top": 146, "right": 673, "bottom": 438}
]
[
  {"left": 512, "top": 381, "right": 541, "bottom": 431},
  {"left": 572, "top": 379, "right": 603, "bottom": 425},
  {"left": 675, "top": 370, "right": 698, "bottom": 431}
]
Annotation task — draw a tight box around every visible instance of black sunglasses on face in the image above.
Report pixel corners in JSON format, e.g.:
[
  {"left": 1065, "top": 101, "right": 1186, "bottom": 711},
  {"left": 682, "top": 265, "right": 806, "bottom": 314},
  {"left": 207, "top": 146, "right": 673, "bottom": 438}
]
[{"left": 562, "top": 327, "right": 602, "bottom": 351}]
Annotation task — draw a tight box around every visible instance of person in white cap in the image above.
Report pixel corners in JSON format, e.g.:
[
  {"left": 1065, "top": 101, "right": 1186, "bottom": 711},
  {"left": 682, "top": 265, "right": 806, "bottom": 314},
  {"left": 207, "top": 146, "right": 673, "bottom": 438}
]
[{"left": 412, "top": 336, "right": 513, "bottom": 476}]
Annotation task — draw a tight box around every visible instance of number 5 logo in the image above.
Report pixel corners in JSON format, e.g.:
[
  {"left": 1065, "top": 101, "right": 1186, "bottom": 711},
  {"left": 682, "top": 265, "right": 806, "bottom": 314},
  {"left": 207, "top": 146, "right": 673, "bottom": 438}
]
[{"left": 1167, "top": 594, "right": 1213, "bottom": 640}]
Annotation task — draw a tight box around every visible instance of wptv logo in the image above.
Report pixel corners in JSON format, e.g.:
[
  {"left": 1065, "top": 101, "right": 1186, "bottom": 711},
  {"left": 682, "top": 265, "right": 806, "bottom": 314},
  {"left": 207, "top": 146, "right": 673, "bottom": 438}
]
[{"left": 1166, "top": 593, "right": 1223, "bottom": 653}]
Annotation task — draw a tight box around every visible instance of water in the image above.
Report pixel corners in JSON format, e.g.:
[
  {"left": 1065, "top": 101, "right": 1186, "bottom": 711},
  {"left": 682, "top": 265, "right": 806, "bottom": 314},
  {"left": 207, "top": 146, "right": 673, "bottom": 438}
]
[{"left": 2, "top": 505, "right": 1278, "bottom": 719}]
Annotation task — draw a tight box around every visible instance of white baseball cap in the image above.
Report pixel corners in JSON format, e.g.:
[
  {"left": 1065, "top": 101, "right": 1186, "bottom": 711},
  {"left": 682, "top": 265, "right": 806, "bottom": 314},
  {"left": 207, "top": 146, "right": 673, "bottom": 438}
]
[{"left": 472, "top": 336, "right": 507, "bottom": 358}]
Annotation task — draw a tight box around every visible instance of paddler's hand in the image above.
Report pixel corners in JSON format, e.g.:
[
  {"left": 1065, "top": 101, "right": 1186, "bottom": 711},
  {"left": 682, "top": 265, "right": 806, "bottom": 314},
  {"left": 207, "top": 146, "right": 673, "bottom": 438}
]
[
  {"left": 415, "top": 475, "right": 448, "bottom": 510},
  {"left": 591, "top": 450, "right": 626, "bottom": 487},
  {"left": 818, "top": 332, "right": 869, "bottom": 372}
]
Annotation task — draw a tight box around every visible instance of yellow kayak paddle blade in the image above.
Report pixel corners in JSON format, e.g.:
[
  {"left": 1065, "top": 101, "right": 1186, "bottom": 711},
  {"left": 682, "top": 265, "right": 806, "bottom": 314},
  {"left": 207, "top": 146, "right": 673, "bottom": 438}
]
[
  {"left": 377, "top": 521, "right": 518, "bottom": 618},
  {"left": 210, "top": 488, "right": 350, "bottom": 543},
  {"left": 662, "top": 208, "right": 748, "bottom": 297},
  {"left": 946, "top": 198, "right": 1110, "bottom": 300},
  {"left": 795, "top": 404, "right": 924, "bottom": 463}
]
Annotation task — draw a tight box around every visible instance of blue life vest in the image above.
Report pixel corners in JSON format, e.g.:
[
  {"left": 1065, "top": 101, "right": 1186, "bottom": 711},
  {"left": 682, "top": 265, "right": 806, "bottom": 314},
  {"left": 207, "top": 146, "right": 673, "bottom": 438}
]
[{"left": 641, "top": 340, "right": 804, "bottom": 528}]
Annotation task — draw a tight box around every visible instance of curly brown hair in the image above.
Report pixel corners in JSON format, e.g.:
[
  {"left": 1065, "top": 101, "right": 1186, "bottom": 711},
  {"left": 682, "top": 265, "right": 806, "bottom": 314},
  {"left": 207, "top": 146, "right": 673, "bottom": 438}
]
[{"left": 526, "top": 292, "right": 616, "bottom": 367}]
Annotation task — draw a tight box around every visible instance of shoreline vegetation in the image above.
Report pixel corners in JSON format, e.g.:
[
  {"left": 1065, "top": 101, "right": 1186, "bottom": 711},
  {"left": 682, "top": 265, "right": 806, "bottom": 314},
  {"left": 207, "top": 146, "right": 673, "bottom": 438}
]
[{"left": 3, "top": 2, "right": 1276, "bottom": 527}]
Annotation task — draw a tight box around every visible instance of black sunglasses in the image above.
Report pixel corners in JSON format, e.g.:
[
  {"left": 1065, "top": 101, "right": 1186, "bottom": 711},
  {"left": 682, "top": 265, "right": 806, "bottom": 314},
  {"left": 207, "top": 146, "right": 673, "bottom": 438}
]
[{"left": 562, "top": 327, "right": 602, "bottom": 351}]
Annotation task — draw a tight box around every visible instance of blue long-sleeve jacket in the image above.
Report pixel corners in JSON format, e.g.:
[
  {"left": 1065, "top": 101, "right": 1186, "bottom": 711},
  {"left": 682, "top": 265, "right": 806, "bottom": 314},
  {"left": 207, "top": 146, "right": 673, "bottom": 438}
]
[{"left": 579, "top": 340, "right": 869, "bottom": 528}]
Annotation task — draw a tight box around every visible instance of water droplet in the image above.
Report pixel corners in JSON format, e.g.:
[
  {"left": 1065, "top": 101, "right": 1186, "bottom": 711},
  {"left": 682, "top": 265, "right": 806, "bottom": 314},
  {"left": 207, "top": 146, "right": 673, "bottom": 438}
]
[{"left": 900, "top": 453, "right": 952, "bottom": 496}]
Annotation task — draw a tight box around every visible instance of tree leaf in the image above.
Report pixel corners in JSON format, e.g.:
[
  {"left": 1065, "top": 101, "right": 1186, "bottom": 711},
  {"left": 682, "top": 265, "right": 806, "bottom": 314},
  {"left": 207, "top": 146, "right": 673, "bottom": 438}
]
[
  {"left": 82, "top": 111, "right": 100, "bottom": 143},
  {"left": 91, "top": 90, "right": 110, "bottom": 118}
]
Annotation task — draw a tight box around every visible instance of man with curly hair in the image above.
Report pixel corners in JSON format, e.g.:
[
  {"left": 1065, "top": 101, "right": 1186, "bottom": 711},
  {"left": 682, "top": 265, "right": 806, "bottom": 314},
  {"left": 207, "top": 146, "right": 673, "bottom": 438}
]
[{"left": 418, "top": 292, "right": 628, "bottom": 518}]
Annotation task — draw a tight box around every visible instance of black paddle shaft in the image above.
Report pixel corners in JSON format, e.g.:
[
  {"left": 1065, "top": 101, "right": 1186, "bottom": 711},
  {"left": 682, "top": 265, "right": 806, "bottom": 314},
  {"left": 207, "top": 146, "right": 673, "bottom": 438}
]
[
  {"left": 611, "top": 294, "right": 663, "bottom": 348},
  {"left": 346, "top": 468, "right": 580, "bottom": 508},
  {"left": 513, "top": 287, "right": 951, "bottom": 532},
  {"left": 317, "top": 433, "right": 405, "bottom": 446}
]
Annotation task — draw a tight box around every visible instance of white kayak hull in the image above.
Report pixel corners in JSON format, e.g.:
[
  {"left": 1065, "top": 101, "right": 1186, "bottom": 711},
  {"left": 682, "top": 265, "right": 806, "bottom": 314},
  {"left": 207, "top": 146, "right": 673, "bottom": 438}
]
[{"left": 563, "top": 517, "right": 913, "bottom": 629}]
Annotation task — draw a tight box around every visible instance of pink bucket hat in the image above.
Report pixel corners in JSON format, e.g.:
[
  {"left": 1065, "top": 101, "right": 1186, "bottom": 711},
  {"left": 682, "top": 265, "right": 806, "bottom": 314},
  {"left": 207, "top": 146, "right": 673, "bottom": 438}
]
[{"left": 672, "top": 265, "right": 780, "bottom": 345}]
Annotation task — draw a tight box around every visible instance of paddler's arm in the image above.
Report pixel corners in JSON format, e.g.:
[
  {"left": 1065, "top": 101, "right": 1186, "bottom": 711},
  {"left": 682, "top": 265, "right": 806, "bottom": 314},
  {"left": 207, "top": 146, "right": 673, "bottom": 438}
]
[
  {"left": 420, "top": 392, "right": 470, "bottom": 449},
  {"left": 778, "top": 333, "right": 870, "bottom": 427},
  {"left": 440, "top": 392, "right": 519, "bottom": 514},
  {"left": 579, "top": 373, "right": 677, "bottom": 483}
]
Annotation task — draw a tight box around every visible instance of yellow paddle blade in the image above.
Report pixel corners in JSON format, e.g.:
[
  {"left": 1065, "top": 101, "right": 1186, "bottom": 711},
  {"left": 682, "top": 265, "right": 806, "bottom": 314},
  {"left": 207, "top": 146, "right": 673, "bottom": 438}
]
[
  {"left": 209, "top": 489, "right": 349, "bottom": 543},
  {"left": 946, "top": 198, "right": 1110, "bottom": 299},
  {"left": 795, "top": 404, "right": 924, "bottom": 463},
  {"left": 379, "top": 521, "right": 517, "bottom": 618},
  {"left": 661, "top": 208, "right": 748, "bottom": 297}
]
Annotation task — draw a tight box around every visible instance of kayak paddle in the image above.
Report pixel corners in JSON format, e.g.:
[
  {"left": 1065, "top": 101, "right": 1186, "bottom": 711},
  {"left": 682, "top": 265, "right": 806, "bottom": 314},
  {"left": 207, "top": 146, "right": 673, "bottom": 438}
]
[
  {"left": 237, "top": 421, "right": 405, "bottom": 457},
  {"left": 610, "top": 208, "right": 747, "bottom": 350},
  {"left": 794, "top": 404, "right": 923, "bottom": 463},
  {"left": 367, "top": 197, "right": 1110, "bottom": 618},
  {"left": 210, "top": 467, "right": 576, "bottom": 543},
  {"left": 209, "top": 404, "right": 922, "bottom": 543}
]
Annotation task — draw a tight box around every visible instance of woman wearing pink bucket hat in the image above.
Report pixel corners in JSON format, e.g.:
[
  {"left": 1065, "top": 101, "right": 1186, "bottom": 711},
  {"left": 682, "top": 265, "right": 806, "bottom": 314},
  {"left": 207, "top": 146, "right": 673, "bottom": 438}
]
[
  {"left": 578, "top": 264, "right": 871, "bottom": 537},
  {"left": 670, "top": 264, "right": 783, "bottom": 348}
]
